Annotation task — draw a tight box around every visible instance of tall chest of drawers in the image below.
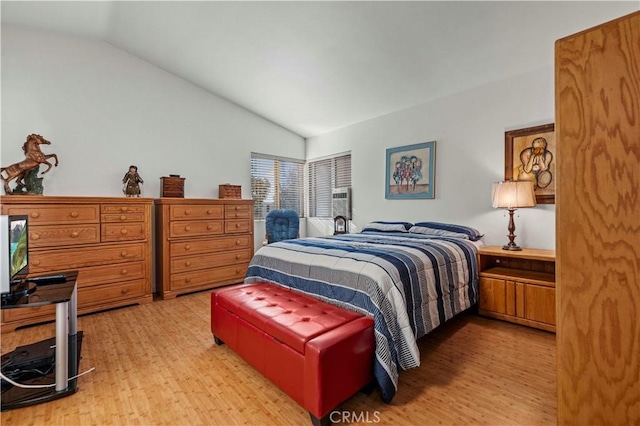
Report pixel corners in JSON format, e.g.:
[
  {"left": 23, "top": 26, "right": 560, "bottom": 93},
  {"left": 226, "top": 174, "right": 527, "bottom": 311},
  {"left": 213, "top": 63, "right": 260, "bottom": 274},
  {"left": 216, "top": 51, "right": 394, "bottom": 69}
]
[
  {"left": 0, "top": 196, "right": 153, "bottom": 332},
  {"left": 155, "top": 198, "right": 254, "bottom": 299}
]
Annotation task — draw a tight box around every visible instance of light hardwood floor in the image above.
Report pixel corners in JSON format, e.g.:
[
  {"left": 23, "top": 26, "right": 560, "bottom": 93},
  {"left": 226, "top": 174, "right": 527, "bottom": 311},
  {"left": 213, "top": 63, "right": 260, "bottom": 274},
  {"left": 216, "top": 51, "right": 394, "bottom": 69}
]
[{"left": 1, "top": 291, "right": 556, "bottom": 425}]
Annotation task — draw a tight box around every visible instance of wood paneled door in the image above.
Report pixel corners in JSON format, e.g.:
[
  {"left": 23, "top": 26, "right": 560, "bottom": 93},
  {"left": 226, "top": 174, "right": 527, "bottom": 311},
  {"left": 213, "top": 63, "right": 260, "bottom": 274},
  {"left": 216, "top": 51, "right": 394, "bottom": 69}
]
[{"left": 555, "top": 11, "right": 640, "bottom": 424}]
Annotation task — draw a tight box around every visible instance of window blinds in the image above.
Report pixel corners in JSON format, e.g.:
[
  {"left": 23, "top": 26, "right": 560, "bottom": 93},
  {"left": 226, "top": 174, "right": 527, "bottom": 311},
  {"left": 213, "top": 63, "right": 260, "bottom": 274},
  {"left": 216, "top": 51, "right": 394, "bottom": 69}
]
[
  {"left": 250, "top": 153, "right": 304, "bottom": 219},
  {"left": 307, "top": 153, "right": 352, "bottom": 218}
]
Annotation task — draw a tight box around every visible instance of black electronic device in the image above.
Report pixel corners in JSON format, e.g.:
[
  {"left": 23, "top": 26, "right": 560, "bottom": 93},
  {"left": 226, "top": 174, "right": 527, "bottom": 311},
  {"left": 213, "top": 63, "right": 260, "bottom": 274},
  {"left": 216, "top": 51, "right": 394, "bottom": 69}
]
[
  {"left": 1, "top": 338, "right": 56, "bottom": 376},
  {"left": 27, "top": 274, "right": 67, "bottom": 284}
]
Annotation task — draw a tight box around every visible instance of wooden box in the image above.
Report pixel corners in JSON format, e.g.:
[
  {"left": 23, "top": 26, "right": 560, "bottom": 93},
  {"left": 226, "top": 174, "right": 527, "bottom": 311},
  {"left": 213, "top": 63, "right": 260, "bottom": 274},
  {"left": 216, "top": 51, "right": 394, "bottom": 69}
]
[
  {"left": 161, "top": 176, "right": 185, "bottom": 198},
  {"left": 219, "top": 184, "right": 241, "bottom": 199}
]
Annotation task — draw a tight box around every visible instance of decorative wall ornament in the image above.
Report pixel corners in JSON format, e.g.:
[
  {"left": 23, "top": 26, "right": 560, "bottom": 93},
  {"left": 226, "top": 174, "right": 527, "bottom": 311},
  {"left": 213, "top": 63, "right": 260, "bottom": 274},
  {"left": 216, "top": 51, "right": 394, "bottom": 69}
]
[
  {"left": 505, "top": 123, "right": 556, "bottom": 204},
  {"left": 385, "top": 141, "right": 436, "bottom": 199}
]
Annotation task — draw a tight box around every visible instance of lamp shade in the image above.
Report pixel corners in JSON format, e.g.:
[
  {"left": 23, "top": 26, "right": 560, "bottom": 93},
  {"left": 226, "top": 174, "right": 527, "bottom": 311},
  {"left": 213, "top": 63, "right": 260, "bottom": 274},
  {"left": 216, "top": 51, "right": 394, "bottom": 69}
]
[{"left": 492, "top": 180, "right": 536, "bottom": 209}]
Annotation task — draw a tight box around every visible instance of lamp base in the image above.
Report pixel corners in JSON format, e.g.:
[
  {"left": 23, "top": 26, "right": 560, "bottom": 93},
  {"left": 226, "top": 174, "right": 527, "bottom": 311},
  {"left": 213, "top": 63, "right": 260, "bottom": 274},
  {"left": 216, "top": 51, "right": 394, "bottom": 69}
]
[{"left": 502, "top": 243, "right": 523, "bottom": 251}]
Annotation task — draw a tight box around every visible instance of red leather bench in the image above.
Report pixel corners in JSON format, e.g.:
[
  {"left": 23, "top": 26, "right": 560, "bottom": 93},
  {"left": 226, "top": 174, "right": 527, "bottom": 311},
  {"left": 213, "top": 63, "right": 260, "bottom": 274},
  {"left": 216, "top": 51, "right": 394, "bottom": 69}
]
[{"left": 211, "top": 282, "right": 375, "bottom": 425}]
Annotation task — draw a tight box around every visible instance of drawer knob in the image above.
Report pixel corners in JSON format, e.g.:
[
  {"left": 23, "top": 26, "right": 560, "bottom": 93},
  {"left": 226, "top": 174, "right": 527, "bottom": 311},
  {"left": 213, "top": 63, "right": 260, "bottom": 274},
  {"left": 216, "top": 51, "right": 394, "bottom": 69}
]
[
  {"left": 235, "top": 240, "right": 241, "bottom": 245},
  {"left": 185, "top": 209, "right": 191, "bottom": 215},
  {"left": 207, "top": 209, "right": 213, "bottom": 215},
  {"left": 235, "top": 206, "right": 240, "bottom": 210},
  {"left": 120, "top": 215, "right": 127, "bottom": 221},
  {"left": 121, "top": 288, "right": 129, "bottom": 294},
  {"left": 236, "top": 254, "right": 241, "bottom": 260},
  {"left": 207, "top": 224, "right": 213, "bottom": 230},
  {"left": 185, "top": 226, "right": 191, "bottom": 232},
  {"left": 121, "top": 269, "right": 129, "bottom": 275},
  {"left": 235, "top": 223, "right": 241, "bottom": 228},
  {"left": 185, "top": 261, "right": 191, "bottom": 267},
  {"left": 185, "top": 277, "right": 192, "bottom": 283},
  {"left": 185, "top": 245, "right": 191, "bottom": 251},
  {"left": 120, "top": 229, "right": 128, "bottom": 235},
  {"left": 30, "top": 212, "right": 40, "bottom": 218},
  {"left": 33, "top": 260, "right": 41, "bottom": 266},
  {"left": 120, "top": 251, "right": 128, "bottom": 257},
  {"left": 71, "top": 232, "right": 79, "bottom": 238},
  {"left": 121, "top": 207, "right": 128, "bottom": 212},
  {"left": 32, "top": 233, "right": 40, "bottom": 240},
  {"left": 70, "top": 211, "right": 79, "bottom": 218}
]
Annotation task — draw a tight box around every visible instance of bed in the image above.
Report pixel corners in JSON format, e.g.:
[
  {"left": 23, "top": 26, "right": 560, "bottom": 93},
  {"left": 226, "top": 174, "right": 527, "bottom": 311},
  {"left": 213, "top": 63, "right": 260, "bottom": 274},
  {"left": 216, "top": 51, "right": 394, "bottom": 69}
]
[{"left": 244, "top": 221, "right": 482, "bottom": 403}]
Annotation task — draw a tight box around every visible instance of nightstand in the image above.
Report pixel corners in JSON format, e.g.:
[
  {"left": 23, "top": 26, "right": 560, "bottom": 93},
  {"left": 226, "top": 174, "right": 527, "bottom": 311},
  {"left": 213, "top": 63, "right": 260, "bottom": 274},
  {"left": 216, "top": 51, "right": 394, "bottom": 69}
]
[{"left": 477, "top": 246, "right": 556, "bottom": 332}]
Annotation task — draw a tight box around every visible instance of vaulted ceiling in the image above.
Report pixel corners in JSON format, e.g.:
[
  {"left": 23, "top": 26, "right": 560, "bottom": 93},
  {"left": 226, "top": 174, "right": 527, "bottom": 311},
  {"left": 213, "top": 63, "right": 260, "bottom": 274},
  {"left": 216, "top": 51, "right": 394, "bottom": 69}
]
[{"left": 2, "top": 1, "right": 636, "bottom": 138}]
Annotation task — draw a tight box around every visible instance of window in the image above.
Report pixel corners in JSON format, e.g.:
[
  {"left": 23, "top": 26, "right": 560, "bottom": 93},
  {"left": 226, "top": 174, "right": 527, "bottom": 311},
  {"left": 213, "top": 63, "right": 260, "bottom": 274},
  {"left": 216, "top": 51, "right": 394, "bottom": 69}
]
[
  {"left": 250, "top": 153, "right": 304, "bottom": 219},
  {"left": 307, "top": 153, "right": 351, "bottom": 218}
]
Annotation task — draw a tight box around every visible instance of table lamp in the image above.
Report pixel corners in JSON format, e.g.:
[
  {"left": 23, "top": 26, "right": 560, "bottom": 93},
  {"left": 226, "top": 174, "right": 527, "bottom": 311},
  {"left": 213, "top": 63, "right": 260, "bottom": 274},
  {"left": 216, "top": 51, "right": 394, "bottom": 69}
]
[{"left": 492, "top": 180, "right": 536, "bottom": 251}]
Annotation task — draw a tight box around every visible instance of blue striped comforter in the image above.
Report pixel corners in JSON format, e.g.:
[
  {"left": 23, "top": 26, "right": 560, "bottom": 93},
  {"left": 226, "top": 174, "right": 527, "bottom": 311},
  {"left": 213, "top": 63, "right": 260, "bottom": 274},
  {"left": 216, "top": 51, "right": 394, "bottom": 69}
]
[{"left": 245, "top": 232, "right": 479, "bottom": 403}]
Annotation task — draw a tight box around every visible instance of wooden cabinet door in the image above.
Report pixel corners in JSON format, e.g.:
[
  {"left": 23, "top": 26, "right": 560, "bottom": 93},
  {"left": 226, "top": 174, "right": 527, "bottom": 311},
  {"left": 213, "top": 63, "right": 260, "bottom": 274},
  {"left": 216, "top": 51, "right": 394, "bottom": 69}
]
[
  {"left": 524, "top": 284, "right": 555, "bottom": 325},
  {"left": 479, "top": 277, "right": 506, "bottom": 314}
]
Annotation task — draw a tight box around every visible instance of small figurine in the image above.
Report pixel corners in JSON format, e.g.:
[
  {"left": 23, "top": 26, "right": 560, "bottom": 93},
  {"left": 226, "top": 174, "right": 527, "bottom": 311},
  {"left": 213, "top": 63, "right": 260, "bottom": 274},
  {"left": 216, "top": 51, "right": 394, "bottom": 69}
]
[
  {"left": 122, "top": 165, "right": 144, "bottom": 197},
  {"left": 0, "top": 134, "right": 58, "bottom": 195}
]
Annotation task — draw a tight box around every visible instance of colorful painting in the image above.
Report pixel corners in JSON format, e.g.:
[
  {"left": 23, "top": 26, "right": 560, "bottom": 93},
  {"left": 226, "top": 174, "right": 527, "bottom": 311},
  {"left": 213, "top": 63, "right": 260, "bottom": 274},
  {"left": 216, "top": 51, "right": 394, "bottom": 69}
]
[
  {"left": 385, "top": 141, "right": 436, "bottom": 199},
  {"left": 505, "top": 123, "right": 555, "bottom": 204}
]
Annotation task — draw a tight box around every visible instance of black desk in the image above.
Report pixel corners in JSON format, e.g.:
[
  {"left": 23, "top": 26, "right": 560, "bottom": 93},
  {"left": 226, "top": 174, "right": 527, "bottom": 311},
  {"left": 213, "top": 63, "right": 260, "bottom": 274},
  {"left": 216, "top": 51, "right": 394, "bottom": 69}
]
[{"left": 1, "top": 272, "right": 81, "bottom": 411}]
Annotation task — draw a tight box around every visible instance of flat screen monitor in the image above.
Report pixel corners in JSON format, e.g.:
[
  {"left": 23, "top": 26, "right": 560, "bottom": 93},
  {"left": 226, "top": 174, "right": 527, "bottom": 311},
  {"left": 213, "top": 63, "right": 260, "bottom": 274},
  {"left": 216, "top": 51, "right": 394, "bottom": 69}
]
[
  {"left": 1, "top": 214, "right": 29, "bottom": 296},
  {"left": 9, "top": 215, "right": 29, "bottom": 281}
]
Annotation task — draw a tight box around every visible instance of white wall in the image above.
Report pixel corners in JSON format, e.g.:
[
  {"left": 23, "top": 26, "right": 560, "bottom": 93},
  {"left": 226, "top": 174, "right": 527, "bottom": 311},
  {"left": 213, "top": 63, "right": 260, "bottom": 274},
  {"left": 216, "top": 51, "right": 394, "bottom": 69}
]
[
  {"left": 1, "top": 27, "right": 306, "bottom": 250},
  {"left": 307, "top": 66, "right": 556, "bottom": 250}
]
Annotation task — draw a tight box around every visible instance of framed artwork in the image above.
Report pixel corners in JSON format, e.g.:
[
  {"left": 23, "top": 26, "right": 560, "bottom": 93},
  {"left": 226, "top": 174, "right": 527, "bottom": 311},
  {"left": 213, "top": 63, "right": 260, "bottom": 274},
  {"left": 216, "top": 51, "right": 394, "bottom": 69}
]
[
  {"left": 385, "top": 141, "right": 436, "bottom": 199},
  {"left": 505, "top": 123, "right": 555, "bottom": 204}
]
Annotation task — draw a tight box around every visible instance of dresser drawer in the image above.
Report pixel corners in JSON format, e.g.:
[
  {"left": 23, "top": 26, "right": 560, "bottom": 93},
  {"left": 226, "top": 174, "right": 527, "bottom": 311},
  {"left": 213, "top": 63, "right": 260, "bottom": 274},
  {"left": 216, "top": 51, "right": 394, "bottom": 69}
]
[
  {"left": 2, "top": 303, "right": 55, "bottom": 322},
  {"left": 30, "top": 224, "right": 100, "bottom": 248},
  {"left": 79, "top": 279, "right": 147, "bottom": 307},
  {"left": 170, "top": 264, "right": 248, "bottom": 291},
  {"left": 75, "top": 261, "right": 146, "bottom": 287},
  {"left": 30, "top": 243, "right": 145, "bottom": 272},
  {"left": 101, "top": 212, "right": 145, "bottom": 223},
  {"left": 101, "top": 223, "right": 147, "bottom": 242},
  {"left": 171, "top": 248, "right": 253, "bottom": 273},
  {"left": 2, "top": 204, "right": 99, "bottom": 225},
  {"left": 101, "top": 204, "right": 146, "bottom": 214},
  {"left": 170, "top": 205, "right": 224, "bottom": 221},
  {"left": 169, "top": 220, "right": 224, "bottom": 238},
  {"left": 170, "top": 235, "right": 252, "bottom": 257},
  {"left": 224, "top": 205, "right": 251, "bottom": 219},
  {"left": 225, "top": 219, "right": 252, "bottom": 234},
  {"left": 0, "top": 278, "right": 148, "bottom": 324}
]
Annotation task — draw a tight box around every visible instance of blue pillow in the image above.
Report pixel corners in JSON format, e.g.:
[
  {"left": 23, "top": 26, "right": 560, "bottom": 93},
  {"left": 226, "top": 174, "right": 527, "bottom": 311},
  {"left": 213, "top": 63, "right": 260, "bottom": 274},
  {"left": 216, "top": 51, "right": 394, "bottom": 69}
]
[
  {"left": 413, "top": 221, "right": 483, "bottom": 241},
  {"left": 409, "top": 226, "right": 470, "bottom": 239},
  {"left": 361, "top": 221, "right": 413, "bottom": 233}
]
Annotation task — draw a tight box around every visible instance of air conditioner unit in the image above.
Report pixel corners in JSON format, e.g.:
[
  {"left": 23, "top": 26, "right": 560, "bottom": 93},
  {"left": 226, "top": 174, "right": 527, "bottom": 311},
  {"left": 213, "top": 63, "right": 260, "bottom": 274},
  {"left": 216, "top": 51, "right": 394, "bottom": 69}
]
[{"left": 332, "top": 187, "right": 351, "bottom": 220}]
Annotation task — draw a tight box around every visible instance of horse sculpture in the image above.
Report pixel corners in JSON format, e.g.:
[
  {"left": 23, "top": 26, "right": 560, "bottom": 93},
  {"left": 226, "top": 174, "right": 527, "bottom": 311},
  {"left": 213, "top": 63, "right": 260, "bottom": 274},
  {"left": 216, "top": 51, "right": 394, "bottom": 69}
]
[{"left": 1, "top": 134, "right": 59, "bottom": 194}]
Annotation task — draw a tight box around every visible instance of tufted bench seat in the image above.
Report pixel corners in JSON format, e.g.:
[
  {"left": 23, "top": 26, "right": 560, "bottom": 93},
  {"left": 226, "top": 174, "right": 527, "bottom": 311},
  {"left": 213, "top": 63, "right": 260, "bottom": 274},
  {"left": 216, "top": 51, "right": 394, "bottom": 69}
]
[{"left": 211, "top": 282, "right": 375, "bottom": 425}]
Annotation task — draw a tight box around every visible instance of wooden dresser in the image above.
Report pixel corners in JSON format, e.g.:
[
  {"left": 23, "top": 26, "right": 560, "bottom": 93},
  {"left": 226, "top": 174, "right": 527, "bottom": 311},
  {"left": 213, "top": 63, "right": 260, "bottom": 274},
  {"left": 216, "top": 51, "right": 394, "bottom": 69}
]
[
  {"left": 477, "top": 246, "right": 556, "bottom": 332},
  {"left": 154, "top": 198, "right": 254, "bottom": 299},
  {"left": 0, "top": 195, "right": 153, "bottom": 332}
]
